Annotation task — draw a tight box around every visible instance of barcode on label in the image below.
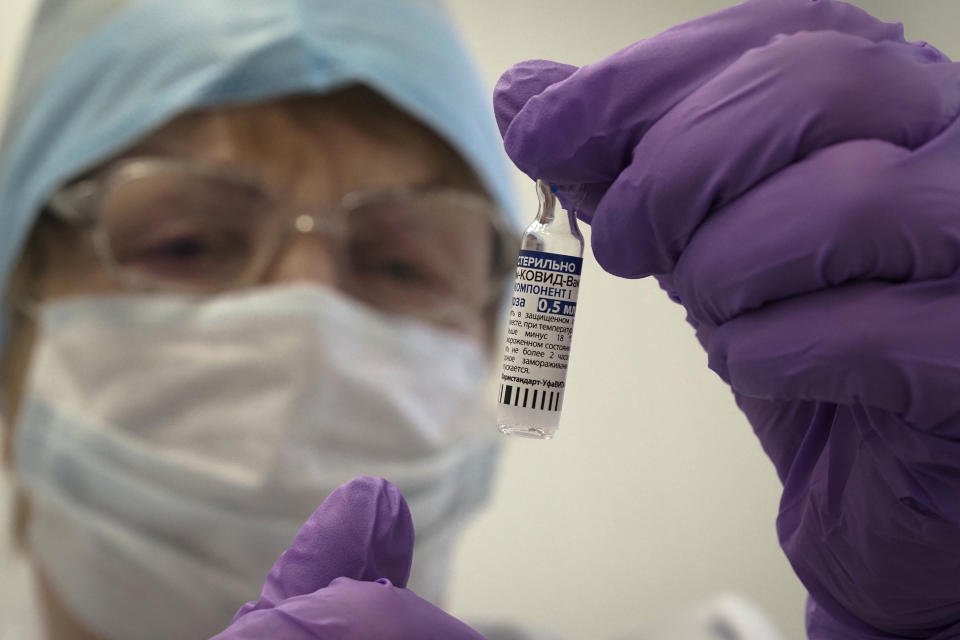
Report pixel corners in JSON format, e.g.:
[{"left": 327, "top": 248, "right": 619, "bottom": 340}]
[{"left": 498, "top": 384, "right": 562, "bottom": 412}]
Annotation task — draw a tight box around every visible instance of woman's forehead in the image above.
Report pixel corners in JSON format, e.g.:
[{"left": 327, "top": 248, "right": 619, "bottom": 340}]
[{"left": 122, "top": 93, "right": 487, "bottom": 207}]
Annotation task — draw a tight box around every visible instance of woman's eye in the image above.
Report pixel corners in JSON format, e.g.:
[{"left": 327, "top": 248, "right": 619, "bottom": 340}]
[
  {"left": 152, "top": 236, "right": 213, "bottom": 261},
  {"left": 116, "top": 229, "right": 252, "bottom": 287},
  {"left": 375, "top": 260, "right": 431, "bottom": 283},
  {"left": 137, "top": 234, "right": 234, "bottom": 269},
  {"left": 349, "top": 240, "right": 458, "bottom": 297}
]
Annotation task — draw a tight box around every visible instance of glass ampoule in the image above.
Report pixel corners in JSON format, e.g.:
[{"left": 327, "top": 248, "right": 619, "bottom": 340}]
[{"left": 497, "top": 180, "right": 585, "bottom": 439}]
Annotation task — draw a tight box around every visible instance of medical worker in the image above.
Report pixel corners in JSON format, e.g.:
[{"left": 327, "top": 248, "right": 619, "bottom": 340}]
[
  {"left": 1, "top": 1, "right": 957, "bottom": 640},
  {"left": 0, "top": 1, "right": 521, "bottom": 638}
]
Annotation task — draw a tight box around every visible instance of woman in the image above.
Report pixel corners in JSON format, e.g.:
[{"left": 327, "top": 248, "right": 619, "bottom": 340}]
[
  {"left": 8, "top": 0, "right": 959, "bottom": 638},
  {"left": 0, "top": 1, "right": 519, "bottom": 638}
]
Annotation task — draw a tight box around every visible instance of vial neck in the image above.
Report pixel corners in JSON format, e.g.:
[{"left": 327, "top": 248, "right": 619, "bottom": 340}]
[{"left": 536, "top": 181, "right": 581, "bottom": 236}]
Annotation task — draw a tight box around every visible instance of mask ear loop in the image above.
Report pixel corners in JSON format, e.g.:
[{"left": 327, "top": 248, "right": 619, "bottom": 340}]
[
  {"left": 8, "top": 297, "right": 41, "bottom": 329},
  {"left": 2, "top": 290, "right": 43, "bottom": 431},
  {"left": 2, "top": 296, "right": 41, "bottom": 550},
  {"left": 10, "top": 298, "right": 41, "bottom": 325},
  {"left": 5, "top": 207, "right": 75, "bottom": 333}
]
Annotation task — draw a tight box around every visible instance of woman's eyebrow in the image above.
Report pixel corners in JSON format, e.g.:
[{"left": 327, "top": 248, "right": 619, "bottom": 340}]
[
  {"left": 411, "top": 174, "right": 487, "bottom": 197},
  {"left": 117, "top": 141, "right": 488, "bottom": 204},
  {"left": 123, "top": 136, "right": 200, "bottom": 158}
]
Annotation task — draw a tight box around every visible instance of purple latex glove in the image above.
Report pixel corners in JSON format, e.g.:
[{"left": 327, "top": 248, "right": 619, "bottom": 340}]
[
  {"left": 211, "top": 477, "right": 485, "bottom": 640},
  {"left": 496, "top": 1, "right": 960, "bottom": 638}
]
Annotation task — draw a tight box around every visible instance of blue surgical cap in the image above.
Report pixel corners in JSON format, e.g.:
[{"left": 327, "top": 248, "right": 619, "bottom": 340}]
[{"left": 0, "top": 0, "right": 520, "bottom": 350}]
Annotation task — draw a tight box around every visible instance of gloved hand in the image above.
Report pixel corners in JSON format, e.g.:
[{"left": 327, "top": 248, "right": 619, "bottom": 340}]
[
  {"left": 495, "top": 1, "right": 960, "bottom": 638},
  {"left": 211, "top": 477, "right": 485, "bottom": 640}
]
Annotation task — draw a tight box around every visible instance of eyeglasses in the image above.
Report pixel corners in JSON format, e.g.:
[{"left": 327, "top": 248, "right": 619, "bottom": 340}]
[{"left": 47, "top": 158, "right": 518, "bottom": 329}]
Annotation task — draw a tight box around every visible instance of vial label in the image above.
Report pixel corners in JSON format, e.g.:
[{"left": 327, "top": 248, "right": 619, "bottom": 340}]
[{"left": 498, "top": 250, "right": 582, "bottom": 417}]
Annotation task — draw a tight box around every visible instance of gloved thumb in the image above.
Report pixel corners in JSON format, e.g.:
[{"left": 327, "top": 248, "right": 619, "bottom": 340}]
[
  {"left": 232, "top": 477, "right": 414, "bottom": 619},
  {"left": 494, "top": 59, "right": 578, "bottom": 142},
  {"left": 496, "top": 60, "right": 611, "bottom": 220}
]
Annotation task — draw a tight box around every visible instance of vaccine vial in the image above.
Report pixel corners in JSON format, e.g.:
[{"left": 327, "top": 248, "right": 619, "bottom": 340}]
[{"left": 497, "top": 180, "right": 585, "bottom": 439}]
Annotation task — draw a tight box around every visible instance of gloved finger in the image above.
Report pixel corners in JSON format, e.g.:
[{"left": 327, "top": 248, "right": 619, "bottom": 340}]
[
  {"left": 493, "top": 61, "right": 611, "bottom": 221},
  {"left": 215, "top": 579, "right": 486, "bottom": 640},
  {"left": 499, "top": 0, "right": 909, "bottom": 188},
  {"left": 734, "top": 387, "right": 960, "bottom": 634},
  {"left": 320, "top": 578, "right": 487, "bottom": 640},
  {"left": 812, "top": 596, "right": 960, "bottom": 640},
  {"left": 233, "top": 477, "right": 414, "bottom": 618},
  {"left": 590, "top": 34, "right": 960, "bottom": 277},
  {"left": 806, "top": 594, "right": 960, "bottom": 640},
  {"left": 707, "top": 279, "right": 960, "bottom": 430},
  {"left": 782, "top": 405, "right": 960, "bottom": 635},
  {"left": 672, "top": 125, "right": 960, "bottom": 326}
]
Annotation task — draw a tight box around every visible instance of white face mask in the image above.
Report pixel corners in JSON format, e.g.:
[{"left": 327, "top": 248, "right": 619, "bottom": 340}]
[{"left": 13, "top": 285, "right": 499, "bottom": 640}]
